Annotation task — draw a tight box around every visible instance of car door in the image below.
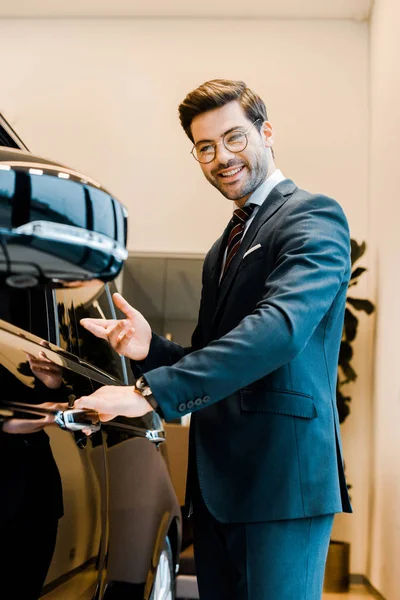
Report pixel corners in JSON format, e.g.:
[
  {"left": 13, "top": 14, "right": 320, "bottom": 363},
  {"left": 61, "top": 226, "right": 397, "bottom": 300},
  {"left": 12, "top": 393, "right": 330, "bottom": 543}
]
[
  {"left": 55, "top": 281, "right": 181, "bottom": 599},
  {"left": 0, "top": 287, "right": 108, "bottom": 600}
]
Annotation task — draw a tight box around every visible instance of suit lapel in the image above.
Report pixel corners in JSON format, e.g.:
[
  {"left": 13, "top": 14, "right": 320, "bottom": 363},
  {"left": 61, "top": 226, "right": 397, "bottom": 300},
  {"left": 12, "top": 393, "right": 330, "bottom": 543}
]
[{"left": 212, "top": 179, "right": 297, "bottom": 327}]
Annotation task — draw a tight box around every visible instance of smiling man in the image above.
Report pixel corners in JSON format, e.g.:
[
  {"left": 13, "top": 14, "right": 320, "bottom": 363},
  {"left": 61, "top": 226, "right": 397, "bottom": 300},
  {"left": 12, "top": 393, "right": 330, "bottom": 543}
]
[{"left": 76, "top": 79, "right": 352, "bottom": 600}]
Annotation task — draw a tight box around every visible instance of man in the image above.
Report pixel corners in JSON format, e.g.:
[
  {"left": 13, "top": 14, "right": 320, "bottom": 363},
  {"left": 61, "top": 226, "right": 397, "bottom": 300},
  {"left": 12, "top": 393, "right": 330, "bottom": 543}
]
[{"left": 76, "top": 79, "right": 352, "bottom": 600}]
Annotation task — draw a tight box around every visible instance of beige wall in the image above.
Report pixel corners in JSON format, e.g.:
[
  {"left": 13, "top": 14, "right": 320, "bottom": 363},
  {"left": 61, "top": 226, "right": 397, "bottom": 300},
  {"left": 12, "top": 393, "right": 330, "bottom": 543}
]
[
  {"left": 0, "top": 17, "right": 372, "bottom": 575},
  {"left": 0, "top": 18, "right": 368, "bottom": 251},
  {"left": 368, "top": 2, "right": 400, "bottom": 598}
]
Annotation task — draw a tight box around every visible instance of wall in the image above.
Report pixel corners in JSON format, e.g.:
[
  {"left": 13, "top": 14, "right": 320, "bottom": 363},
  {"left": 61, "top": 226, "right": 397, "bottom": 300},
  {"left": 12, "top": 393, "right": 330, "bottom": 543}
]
[
  {"left": 367, "top": 1, "right": 400, "bottom": 598},
  {"left": 0, "top": 17, "right": 371, "bottom": 574}
]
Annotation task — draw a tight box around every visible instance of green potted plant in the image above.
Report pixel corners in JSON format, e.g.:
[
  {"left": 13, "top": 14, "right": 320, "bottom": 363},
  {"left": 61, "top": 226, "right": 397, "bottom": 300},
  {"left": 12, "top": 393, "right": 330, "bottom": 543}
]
[{"left": 324, "top": 239, "right": 375, "bottom": 593}]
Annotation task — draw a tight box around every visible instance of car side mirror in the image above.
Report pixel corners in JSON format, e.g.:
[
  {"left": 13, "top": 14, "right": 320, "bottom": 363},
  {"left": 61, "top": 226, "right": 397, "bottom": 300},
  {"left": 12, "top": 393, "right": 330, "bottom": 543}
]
[{"left": 0, "top": 148, "right": 128, "bottom": 288}]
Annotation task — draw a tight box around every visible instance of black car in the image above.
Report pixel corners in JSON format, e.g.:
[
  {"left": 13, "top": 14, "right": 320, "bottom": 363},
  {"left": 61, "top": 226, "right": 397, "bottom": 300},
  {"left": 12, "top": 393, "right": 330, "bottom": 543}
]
[{"left": 0, "top": 113, "right": 182, "bottom": 600}]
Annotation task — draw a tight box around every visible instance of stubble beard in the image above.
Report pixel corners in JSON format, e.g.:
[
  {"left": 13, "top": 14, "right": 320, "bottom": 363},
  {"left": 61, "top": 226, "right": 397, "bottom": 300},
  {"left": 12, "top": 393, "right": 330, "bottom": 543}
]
[{"left": 207, "top": 152, "right": 269, "bottom": 202}]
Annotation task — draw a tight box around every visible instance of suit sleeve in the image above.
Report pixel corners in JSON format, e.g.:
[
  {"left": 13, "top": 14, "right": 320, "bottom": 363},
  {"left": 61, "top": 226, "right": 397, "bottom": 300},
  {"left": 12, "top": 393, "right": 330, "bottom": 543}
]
[{"left": 144, "top": 195, "right": 351, "bottom": 422}]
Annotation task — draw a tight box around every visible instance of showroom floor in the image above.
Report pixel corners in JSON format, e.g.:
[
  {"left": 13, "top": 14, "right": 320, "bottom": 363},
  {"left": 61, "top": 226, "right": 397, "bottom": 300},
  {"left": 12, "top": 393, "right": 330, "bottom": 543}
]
[
  {"left": 43, "top": 579, "right": 378, "bottom": 599},
  {"left": 323, "top": 584, "right": 377, "bottom": 599}
]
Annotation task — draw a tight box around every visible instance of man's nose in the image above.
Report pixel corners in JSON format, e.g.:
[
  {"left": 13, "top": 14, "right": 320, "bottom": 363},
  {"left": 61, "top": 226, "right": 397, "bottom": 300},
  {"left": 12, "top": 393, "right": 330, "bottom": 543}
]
[{"left": 214, "top": 141, "right": 236, "bottom": 164}]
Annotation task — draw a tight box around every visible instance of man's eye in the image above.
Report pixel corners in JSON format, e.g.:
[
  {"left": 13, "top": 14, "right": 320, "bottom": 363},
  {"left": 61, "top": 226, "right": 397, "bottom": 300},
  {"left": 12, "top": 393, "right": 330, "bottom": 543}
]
[
  {"left": 199, "top": 145, "right": 213, "bottom": 154},
  {"left": 226, "top": 132, "right": 244, "bottom": 144}
]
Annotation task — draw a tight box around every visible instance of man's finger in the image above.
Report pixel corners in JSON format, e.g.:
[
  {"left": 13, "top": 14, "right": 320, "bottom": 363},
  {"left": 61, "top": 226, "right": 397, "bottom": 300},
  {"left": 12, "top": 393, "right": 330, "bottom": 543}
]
[
  {"left": 75, "top": 396, "right": 101, "bottom": 411},
  {"left": 106, "top": 320, "right": 126, "bottom": 334},
  {"left": 80, "top": 319, "right": 112, "bottom": 339},
  {"left": 106, "top": 321, "right": 135, "bottom": 347},
  {"left": 74, "top": 398, "right": 115, "bottom": 422},
  {"left": 113, "top": 293, "right": 136, "bottom": 320},
  {"left": 115, "top": 324, "right": 135, "bottom": 342},
  {"left": 82, "top": 427, "right": 94, "bottom": 437},
  {"left": 32, "top": 365, "right": 60, "bottom": 374},
  {"left": 74, "top": 396, "right": 90, "bottom": 407}
]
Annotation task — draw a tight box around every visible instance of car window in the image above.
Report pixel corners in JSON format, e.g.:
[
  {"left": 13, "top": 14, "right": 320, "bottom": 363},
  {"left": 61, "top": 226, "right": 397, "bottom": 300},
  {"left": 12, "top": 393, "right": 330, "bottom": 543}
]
[
  {"left": 108, "top": 280, "right": 134, "bottom": 384},
  {"left": 54, "top": 282, "right": 126, "bottom": 382},
  {"left": 114, "top": 201, "right": 127, "bottom": 246},
  {"left": 0, "top": 288, "right": 50, "bottom": 340},
  {"left": 88, "top": 187, "right": 116, "bottom": 239},
  {"left": 30, "top": 173, "right": 87, "bottom": 229},
  {"left": 0, "top": 168, "right": 16, "bottom": 228}
]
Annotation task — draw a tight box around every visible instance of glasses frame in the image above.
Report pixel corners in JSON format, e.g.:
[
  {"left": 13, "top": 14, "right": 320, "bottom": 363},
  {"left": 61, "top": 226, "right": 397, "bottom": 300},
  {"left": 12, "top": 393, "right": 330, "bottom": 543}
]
[{"left": 190, "top": 119, "right": 261, "bottom": 164}]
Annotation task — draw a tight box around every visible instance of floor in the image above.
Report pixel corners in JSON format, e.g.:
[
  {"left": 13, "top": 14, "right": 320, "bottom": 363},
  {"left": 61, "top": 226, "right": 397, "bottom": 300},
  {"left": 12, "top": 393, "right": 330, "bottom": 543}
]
[
  {"left": 43, "top": 575, "right": 378, "bottom": 600},
  {"left": 323, "top": 584, "right": 376, "bottom": 599},
  {"left": 174, "top": 579, "right": 378, "bottom": 600}
]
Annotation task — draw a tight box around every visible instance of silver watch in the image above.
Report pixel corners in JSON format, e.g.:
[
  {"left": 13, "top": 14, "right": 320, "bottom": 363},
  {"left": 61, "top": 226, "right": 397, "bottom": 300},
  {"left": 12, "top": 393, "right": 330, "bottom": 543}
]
[{"left": 134, "top": 376, "right": 158, "bottom": 410}]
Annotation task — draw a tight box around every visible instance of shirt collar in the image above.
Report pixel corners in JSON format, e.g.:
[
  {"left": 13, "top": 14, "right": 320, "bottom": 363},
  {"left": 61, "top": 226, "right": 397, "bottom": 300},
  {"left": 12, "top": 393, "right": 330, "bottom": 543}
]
[{"left": 245, "top": 169, "right": 286, "bottom": 208}]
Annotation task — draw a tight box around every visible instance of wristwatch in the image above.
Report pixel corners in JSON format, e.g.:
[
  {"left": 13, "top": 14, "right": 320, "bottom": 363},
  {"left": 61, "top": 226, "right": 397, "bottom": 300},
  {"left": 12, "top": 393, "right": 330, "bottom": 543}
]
[{"left": 134, "top": 375, "right": 158, "bottom": 411}]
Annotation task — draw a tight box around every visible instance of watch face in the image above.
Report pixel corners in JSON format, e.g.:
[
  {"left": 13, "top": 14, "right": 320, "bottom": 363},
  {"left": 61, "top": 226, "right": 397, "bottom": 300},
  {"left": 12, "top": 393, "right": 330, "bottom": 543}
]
[
  {"left": 136, "top": 378, "right": 150, "bottom": 395},
  {"left": 136, "top": 377, "right": 145, "bottom": 390}
]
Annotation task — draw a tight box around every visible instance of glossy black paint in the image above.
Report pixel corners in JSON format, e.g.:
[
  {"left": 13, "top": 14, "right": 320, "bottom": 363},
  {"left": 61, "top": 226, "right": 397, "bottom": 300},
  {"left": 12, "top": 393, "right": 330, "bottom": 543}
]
[
  {"left": 0, "top": 114, "right": 181, "bottom": 599},
  {"left": 0, "top": 148, "right": 128, "bottom": 286}
]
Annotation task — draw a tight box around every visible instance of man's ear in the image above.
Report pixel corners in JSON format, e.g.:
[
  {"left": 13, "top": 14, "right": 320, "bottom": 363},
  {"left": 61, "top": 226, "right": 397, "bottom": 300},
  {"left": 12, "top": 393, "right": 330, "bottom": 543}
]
[{"left": 261, "top": 121, "right": 275, "bottom": 149}]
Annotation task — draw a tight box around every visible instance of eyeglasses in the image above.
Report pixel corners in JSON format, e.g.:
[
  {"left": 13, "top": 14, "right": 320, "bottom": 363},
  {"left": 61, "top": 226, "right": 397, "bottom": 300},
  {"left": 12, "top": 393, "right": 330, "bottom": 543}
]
[{"left": 191, "top": 119, "right": 261, "bottom": 164}]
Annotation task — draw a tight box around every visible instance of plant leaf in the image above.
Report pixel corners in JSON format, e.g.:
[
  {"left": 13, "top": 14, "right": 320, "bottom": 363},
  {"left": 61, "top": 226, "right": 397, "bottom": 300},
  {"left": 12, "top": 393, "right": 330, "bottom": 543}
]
[
  {"left": 336, "top": 388, "right": 351, "bottom": 424},
  {"left": 350, "top": 239, "right": 366, "bottom": 266},
  {"left": 340, "top": 362, "right": 358, "bottom": 384},
  {"left": 344, "top": 308, "right": 358, "bottom": 342},
  {"left": 347, "top": 298, "right": 375, "bottom": 314},
  {"left": 339, "top": 340, "right": 353, "bottom": 366},
  {"left": 350, "top": 267, "right": 367, "bottom": 280}
]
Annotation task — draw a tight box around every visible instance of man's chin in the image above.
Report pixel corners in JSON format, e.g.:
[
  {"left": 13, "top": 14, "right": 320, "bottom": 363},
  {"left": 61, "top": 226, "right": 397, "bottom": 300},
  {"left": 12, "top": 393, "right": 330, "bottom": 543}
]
[{"left": 216, "top": 182, "right": 246, "bottom": 201}]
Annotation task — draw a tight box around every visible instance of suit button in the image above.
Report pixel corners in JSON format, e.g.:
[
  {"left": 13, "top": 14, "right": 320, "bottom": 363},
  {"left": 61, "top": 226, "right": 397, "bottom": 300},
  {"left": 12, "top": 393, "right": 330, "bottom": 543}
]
[
  {"left": 187, "top": 400, "right": 194, "bottom": 409},
  {"left": 178, "top": 403, "right": 187, "bottom": 412},
  {"left": 194, "top": 398, "right": 203, "bottom": 407},
  {"left": 203, "top": 395, "right": 210, "bottom": 403}
]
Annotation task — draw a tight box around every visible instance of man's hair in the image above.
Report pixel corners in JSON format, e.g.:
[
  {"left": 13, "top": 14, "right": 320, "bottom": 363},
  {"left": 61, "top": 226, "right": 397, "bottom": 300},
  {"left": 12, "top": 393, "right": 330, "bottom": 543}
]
[{"left": 178, "top": 79, "right": 268, "bottom": 143}]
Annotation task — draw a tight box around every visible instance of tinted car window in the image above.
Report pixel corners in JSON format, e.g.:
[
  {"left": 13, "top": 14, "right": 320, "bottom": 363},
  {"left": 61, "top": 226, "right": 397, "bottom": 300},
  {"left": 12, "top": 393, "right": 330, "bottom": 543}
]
[
  {"left": 30, "top": 173, "right": 87, "bottom": 228},
  {"left": 0, "top": 168, "right": 16, "bottom": 228},
  {"left": 55, "top": 282, "right": 126, "bottom": 382},
  {"left": 0, "top": 288, "right": 50, "bottom": 340},
  {"left": 89, "top": 187, "right": 116, "bottom": 239},
  {"left": 114, "top": 201, "right": 127, "bottom": 246}
]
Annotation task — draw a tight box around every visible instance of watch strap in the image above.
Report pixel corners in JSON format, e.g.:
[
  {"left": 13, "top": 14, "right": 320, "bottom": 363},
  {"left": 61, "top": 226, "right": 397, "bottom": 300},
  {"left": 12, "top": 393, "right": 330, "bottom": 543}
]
[{"left": 135, "top": 376, "right": 159, "bottom": 411}]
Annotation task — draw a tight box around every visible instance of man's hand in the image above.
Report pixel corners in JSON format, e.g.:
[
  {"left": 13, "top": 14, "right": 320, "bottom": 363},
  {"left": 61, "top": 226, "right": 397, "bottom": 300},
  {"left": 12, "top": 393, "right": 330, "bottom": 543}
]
[
  {"left": 74, "top": 385, "right": 153, "bottom": 422},
  {"left": 2, "top": 401, "right": 69, "bottom": 434},
  {"left": 80, "top": 293, "right": 152, "bottom": 361}
]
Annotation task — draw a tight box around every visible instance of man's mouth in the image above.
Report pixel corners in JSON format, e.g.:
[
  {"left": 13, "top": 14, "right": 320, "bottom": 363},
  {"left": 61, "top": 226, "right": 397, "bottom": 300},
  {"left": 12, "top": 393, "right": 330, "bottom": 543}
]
[{"left": 217, "top": 165, "right": 245, "bottom": 179}]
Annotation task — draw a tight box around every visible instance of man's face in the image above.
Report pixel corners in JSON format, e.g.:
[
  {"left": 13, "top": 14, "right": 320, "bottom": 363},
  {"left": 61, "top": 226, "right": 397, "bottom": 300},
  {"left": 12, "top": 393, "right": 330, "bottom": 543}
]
[{"left": 190, "top": 101, "right": 274, "bottom": 206}]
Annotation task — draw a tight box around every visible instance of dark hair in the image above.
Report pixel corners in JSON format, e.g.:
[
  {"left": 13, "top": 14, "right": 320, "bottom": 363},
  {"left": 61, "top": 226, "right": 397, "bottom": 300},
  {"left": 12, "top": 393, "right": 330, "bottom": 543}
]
[{"left": 178, "top": 79, "right": 268, "bottom": 143}]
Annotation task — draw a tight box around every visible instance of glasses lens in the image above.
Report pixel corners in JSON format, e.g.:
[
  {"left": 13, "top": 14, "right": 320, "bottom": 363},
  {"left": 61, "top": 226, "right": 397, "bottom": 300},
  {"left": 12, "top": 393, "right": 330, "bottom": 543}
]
[
  {"left": 224, "top": 130, "right": 247, "bottom": 153},
  {"left": 194, "top": 143, "right": 215, "bottom": 163}
]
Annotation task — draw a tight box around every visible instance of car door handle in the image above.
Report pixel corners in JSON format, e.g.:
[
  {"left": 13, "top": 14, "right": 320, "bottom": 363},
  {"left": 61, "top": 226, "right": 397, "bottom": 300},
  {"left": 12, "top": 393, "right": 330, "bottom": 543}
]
[
  {"left": 2, "top": 401, "right": 100, "bottom": 433},
  {"left": 55, "top": 408, "right": 100, "bottom": 434}
]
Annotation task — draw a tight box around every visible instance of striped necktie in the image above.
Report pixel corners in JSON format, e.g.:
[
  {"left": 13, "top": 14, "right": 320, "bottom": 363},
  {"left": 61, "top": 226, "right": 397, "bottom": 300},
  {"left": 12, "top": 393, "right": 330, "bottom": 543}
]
[{"left": 221, "top": 204, "right": 256, "bottom": 280}]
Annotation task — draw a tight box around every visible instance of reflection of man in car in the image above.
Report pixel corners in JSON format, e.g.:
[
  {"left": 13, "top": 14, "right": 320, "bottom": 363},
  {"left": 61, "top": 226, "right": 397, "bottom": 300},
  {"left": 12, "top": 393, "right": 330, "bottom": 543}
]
[
  {"left": 0, "top": 349, "right": 66, "bottom": 600},
  {"left": 3, "top": 352, "right": 65, "bottom": 434}
]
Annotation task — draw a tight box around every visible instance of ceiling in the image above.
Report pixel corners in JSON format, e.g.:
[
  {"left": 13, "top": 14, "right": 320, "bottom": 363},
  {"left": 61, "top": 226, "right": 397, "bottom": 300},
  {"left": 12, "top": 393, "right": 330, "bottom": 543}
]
[{"left": 0, "top": 0, "right": 373, "bottom": 20}]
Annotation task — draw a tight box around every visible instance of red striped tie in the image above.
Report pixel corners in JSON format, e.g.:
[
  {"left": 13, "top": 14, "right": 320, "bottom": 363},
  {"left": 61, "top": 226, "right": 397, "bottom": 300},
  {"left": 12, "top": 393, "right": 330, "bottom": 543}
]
[{"left": 221, "top": 204, "right": 255, "bottom": 280}]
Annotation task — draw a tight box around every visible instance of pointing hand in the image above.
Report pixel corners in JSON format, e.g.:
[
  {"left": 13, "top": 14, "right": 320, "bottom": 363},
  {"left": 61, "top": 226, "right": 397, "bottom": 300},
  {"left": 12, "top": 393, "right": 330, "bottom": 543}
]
[{"left": 80, "top": 293, "right": 152, "bottom": 361}]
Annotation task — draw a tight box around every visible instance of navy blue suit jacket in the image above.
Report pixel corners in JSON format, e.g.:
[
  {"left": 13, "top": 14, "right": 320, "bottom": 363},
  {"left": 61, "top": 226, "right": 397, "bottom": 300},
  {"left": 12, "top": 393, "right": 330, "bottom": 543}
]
[{"left": 136, "top": 179, "right": 352, "bottom": 523}]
